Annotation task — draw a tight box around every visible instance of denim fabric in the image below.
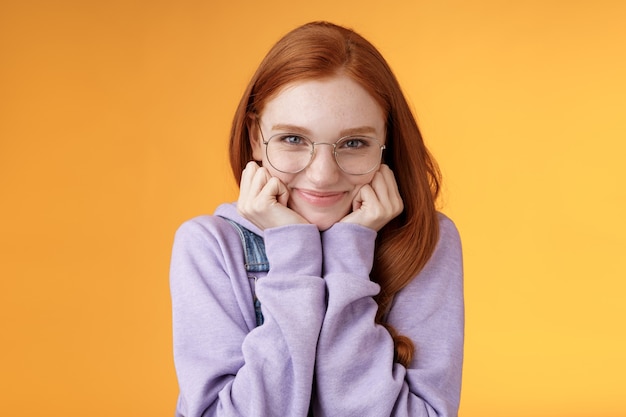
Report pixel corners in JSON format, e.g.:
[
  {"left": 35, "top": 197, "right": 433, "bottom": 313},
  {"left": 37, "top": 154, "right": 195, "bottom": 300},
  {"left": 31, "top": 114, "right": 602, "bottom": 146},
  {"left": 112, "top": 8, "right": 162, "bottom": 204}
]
[{"left": 220, "top": 217, "right": 268, "bottom": 326}]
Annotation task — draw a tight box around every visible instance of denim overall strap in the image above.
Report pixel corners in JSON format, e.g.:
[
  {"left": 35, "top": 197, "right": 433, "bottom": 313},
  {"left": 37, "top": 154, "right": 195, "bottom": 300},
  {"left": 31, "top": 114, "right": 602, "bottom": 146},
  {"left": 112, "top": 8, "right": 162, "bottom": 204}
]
[{"left": 220, "top": 217, "right": 268, "bottom": 326}]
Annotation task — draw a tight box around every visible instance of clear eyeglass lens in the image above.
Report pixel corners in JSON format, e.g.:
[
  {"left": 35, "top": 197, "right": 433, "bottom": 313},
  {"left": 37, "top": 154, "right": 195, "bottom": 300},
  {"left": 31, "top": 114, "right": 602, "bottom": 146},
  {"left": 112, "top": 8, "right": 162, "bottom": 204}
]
[{"left": 265, "top": 134, "right": 382, "bottom": 175}]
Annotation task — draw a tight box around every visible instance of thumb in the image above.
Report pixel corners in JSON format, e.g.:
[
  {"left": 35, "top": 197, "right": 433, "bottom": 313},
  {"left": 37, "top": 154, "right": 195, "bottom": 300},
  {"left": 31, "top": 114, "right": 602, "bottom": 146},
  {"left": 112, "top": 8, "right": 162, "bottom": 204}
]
[
  {"left": 352, "top": 184, "right": 369, "bottom": 212},
  {"left": 266, "top": 176, "right": 290, "bottom": 206}
]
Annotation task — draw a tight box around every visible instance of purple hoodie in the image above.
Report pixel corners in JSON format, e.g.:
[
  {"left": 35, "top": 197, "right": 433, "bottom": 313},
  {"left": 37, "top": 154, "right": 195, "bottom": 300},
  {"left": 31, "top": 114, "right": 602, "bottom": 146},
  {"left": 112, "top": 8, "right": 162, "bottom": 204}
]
[{"left": 170, "top": 203, "right": 464, "bottom": 417}]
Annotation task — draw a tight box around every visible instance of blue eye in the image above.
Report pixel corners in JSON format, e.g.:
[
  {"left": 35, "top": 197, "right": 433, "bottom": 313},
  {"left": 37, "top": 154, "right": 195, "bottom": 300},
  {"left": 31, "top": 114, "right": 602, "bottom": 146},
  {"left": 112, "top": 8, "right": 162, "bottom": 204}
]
[
  {"left": 339, "top": 137, "right": 372, "bottom": 149},
  {"left": 278, "top": 135, "right": 307, "bottom": 145}
]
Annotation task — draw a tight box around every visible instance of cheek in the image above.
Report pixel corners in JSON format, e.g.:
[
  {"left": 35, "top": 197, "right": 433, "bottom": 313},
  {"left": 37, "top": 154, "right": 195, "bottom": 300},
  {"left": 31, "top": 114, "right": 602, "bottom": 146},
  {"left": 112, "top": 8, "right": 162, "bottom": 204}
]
[
  {"left": 262, "top": 162, "right": 295, "bottom": 184},
  {"left": 349, "top": 173, "right": 376, "bottom": 190},
  {"left": 340, "top": 175, "right": 374, "bottom": 204}
]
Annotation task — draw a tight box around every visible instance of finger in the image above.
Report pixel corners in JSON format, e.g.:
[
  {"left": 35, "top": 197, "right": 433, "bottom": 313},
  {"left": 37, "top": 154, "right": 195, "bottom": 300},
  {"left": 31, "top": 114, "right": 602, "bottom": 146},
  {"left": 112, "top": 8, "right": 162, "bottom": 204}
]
[
  {"left": 238, "top": 164, "right": 271, "bottom": 215},
  {"left": 372, "top": 165, "right": 394, "bottom": 196},
  {"left": 357, "top": 184, "right": 383, "bottom": 215},
  {"left": 239, "top": 161, "right": 260, "bottom": 195},
  {"left": 248, "top": 166, "right": 272, "bottom": 197},
  {"left": 372, "top": 165, "right": 403, "bottom": 213},
  {"left": 368, "top": 170, "right": 390, "bottom": 206},
  {"left": 351, "top": 184, "right": 366, "bottom": 211},
  {"left": 260, "top": 176, "right": 289, "bottom": 206},
  {"left": 273, "top": 178, "right": 290, "bottom": 207}
]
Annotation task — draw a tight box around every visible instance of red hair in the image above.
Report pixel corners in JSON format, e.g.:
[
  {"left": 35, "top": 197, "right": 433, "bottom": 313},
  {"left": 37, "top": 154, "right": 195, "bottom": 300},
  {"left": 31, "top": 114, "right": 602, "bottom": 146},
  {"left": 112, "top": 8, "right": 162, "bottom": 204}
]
[{"left": 229, "top": 21, "right": 441, "bottom": 367}]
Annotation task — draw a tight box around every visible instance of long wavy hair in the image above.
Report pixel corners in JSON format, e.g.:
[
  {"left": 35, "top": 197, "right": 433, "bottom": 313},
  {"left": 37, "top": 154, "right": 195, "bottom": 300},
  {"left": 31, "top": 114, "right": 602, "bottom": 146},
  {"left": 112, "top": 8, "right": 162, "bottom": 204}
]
[{"left": 229, "top": 21, "right": 441, "bottom": 367}]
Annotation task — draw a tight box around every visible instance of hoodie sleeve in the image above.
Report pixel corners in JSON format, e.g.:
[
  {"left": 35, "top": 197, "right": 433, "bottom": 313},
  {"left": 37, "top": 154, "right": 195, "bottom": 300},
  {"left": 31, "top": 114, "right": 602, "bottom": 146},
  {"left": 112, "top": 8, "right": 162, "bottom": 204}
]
[
  {"left": 170, "top": 217, "right": 326, "bottom": 417},
  {"left": 313, "top": 214, "right": 464, "bottom": 417}
]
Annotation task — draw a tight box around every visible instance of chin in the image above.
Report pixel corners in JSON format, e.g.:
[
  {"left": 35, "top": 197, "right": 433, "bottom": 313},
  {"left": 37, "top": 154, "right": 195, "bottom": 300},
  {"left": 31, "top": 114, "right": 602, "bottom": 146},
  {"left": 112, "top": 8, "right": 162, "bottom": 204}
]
[
  {"left": 289, "top": 197, "right": 351, "bottom": 232},
  {"left": 306, "top": 214, "right": 345, "bottom": 232},
  {"left": 316, "top": 222, "right": 334, "bottom": 232}
]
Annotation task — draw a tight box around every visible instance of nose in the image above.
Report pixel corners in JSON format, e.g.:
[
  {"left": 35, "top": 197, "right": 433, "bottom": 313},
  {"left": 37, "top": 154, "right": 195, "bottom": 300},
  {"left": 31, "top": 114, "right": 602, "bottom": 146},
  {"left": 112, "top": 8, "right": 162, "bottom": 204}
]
[{"left": 306, "top": 143, "right": 340, "bottom": 186}]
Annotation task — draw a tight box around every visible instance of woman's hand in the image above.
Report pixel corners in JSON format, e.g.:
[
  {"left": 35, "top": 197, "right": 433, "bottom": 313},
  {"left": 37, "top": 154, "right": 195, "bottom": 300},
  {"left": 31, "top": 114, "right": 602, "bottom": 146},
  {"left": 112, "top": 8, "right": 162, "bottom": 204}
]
[
  {"left": 340, "top": 164, "right": 404, "bottom": 231},
  {"left": 237, "top": 161, "right": 308, "bottom": 230}
]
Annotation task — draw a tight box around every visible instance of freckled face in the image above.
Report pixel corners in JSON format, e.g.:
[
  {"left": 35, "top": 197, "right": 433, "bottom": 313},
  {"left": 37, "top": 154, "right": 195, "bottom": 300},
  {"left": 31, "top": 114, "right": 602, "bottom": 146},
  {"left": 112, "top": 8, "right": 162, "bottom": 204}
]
[{"left": 250, "top": 75, "right": 386, "bottom": 231}]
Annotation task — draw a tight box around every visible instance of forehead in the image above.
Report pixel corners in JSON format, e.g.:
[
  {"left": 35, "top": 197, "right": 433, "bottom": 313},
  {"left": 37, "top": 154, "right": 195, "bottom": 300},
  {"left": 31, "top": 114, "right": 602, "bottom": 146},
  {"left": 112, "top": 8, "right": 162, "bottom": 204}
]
[{"left": 260, "top": 75, "right": 385, "bottom": 136}]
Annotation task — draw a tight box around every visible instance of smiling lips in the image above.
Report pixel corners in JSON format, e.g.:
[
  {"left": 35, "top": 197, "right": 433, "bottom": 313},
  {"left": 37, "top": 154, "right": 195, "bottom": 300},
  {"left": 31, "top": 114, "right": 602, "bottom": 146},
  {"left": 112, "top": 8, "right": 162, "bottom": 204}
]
[{"left": 295, "top": 189, "right": 347, "bottom": 207}]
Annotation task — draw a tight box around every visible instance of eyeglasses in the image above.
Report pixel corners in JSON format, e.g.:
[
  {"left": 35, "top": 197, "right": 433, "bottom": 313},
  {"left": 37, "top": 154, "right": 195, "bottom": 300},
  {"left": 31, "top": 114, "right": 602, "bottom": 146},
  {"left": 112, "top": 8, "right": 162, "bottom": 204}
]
[{"left": 257, "top": 123, "right": 386, "bottom": 175}]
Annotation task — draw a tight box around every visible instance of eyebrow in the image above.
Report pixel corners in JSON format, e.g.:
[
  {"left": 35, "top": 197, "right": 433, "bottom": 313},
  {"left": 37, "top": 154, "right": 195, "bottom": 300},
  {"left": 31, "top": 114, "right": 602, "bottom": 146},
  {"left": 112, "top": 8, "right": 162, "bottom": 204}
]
[{"left": 271, "top": 123, "right": 379, "bottom": 137}]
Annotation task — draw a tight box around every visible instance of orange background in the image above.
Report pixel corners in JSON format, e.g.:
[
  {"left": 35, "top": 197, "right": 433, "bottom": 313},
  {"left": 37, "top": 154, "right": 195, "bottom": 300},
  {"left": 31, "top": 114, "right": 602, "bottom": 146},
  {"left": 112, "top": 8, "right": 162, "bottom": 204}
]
[{"left": 1, "top": 0, "right": 625, "bottom": 416}]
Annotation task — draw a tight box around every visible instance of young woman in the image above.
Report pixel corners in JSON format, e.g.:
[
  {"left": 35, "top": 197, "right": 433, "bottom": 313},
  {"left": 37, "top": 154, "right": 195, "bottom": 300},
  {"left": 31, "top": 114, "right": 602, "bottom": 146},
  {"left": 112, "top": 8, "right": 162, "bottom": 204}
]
[{"left": 170, "top": 21, "right": 464, "bottom": 417}]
